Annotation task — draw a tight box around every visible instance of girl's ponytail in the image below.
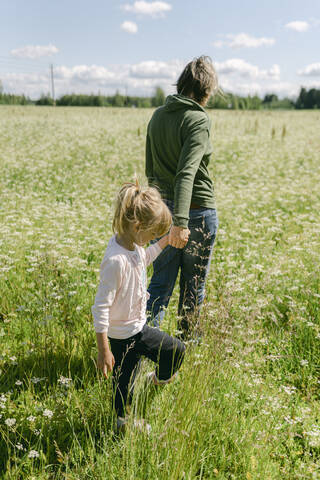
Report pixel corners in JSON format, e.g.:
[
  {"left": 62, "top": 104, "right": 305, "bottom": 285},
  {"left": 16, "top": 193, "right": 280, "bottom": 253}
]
[{"left": 112, "top": 180, "right": 171, "bottom": 238}]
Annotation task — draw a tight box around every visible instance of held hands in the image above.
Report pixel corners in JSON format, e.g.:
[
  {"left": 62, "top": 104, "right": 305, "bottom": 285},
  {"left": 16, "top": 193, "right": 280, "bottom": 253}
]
[
  {"left": 169, "top": 225, "right": 190, "bottom": 249},
  {"left": 97, "top": 349, "right": 115, "bottom": 379}
]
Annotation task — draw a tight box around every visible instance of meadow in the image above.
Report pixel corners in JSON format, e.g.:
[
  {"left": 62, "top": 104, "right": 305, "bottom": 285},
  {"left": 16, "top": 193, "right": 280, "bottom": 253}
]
[{"left": 0, "top": 105, "right": 319, "bottom": 479}]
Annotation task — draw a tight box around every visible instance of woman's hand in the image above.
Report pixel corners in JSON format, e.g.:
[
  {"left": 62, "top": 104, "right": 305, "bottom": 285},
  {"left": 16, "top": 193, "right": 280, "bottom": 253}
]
[{"left": 169, "top": 225, "right": 190, "bottom": 249}]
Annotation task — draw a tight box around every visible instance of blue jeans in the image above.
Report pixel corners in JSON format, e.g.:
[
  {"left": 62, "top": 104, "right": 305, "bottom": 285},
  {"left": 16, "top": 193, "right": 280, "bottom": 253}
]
[{"left": 147, "top": 202, "right": 218, "bottom": 332}]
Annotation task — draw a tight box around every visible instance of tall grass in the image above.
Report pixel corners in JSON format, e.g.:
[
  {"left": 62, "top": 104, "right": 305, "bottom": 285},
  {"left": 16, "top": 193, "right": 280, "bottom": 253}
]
[{"left": 0, "top": 106, "right": 319, "bottom": 479}]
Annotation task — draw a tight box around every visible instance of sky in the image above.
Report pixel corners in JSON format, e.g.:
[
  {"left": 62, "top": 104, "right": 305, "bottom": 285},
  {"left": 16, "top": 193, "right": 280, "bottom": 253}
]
[{"left": 1, "top": 0, "right": 320, "bottom": 99}]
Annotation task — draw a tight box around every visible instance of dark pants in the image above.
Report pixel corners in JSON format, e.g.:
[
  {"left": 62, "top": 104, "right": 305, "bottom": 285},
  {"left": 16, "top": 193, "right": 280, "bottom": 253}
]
[
  {"left": 147, "top": 203, "right": 218, "bottom": 333},
  {"left": 109, "top": 324, "right": 185, "bottom": 417}
]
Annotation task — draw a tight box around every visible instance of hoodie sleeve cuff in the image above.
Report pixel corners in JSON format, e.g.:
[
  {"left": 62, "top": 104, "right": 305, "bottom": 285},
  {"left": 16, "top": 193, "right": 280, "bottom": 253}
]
[{"left": 173, "top": 216, "right": 189, "bottom": 228}]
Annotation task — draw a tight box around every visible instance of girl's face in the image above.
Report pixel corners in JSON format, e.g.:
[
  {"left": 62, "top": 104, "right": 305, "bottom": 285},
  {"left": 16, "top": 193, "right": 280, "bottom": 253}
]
[{"left": 133, "top": 228, "right": 157, "bottom": 246}]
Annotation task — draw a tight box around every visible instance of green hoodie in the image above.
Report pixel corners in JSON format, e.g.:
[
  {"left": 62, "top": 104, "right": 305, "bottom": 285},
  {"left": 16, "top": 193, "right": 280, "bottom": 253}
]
[{"left": 145, "top": 94, "right": 215, "bottom": 228}]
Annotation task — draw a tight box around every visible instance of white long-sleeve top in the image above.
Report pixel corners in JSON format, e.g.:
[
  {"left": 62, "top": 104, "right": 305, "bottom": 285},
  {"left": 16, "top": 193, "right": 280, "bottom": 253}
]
[{"left": 92, "top": 235, "right": 162, "bottom": 339}]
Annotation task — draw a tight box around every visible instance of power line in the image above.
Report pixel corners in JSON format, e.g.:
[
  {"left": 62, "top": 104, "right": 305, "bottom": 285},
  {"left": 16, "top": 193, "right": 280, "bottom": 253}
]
[
  {"left": 0, "top": 66, "right": 49, "bottom": 74},
  {"left": 0, "top": 60, "right": 49, "bottom": 67},
  {"left": 0, "top": 54, "right": 54, "bottom": 64}
]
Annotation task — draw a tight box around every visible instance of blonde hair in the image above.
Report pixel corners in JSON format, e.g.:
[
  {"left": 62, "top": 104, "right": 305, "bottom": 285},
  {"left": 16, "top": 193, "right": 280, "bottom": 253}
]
[
  {"left": 176, "top": 55, "right": 218, "bottom": 104},
  {"left": 113, "top": 181, "right": 172, "bottom": 237}
]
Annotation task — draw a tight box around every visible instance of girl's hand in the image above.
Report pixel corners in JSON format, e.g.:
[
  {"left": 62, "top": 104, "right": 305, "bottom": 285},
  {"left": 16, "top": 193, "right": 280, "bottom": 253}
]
[
  {"left": 97, "top": 350, "right": 115, "bottom": 378},
  {"left": 169, "top": 226, "right": 190, "bottom": 249}
]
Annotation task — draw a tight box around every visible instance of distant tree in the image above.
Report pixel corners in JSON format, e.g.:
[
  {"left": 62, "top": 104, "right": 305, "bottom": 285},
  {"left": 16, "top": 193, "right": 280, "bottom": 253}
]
[
  {"left": 0, "top": 79, "right": 3, "bottom": 94},
  {"left": 138, "top": 98, "right": 152, "bottom": 108},
  {"left": 306, "top": 88, "right": 320, "bottom": 108},
  {"left": 314, "top": 89, "right": 320, "bottom": 108},
  {"left": 296, "top": 87, "right": 308, "bottom": 109},
  {"left": 152, "top": 87, "right": 166, "bottom": 107},
  {"left": 113, "top": 91, "right": 125, "bottom": 107},
  {"left": 207, "top": 91, "right": 229, "bottom": 109},
  {"left": 295, "top": 87, "right": 320, "bottom": 109},
  {"left": 0, "top": 91, "right": 31, "bottom": 105},
  {"left": 36, "top": 94, "right": 54, "bottom": 106},
  {"left": 248, "top": 95, "right": 262, "bottom": 110},
  {"left": 238, "top": 97, "right": 247, "bottom": 110},
  {"left": 263, "top": 94, "right": 278, "bottom": 104},
  {"left": 231, "top": 94, "right": 239, "bottom": 110}
]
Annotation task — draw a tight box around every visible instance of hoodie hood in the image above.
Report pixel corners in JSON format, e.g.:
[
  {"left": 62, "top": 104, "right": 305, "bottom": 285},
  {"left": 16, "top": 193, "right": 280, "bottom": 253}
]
[{"left": 164, "top": 94, "right": 206, "bottom": 113}]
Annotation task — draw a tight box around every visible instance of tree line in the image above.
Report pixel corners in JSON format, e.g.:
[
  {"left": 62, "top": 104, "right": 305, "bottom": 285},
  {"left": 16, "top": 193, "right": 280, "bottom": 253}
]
[{"left": 1, "top": 82, "right": 320, "bottom": 109}]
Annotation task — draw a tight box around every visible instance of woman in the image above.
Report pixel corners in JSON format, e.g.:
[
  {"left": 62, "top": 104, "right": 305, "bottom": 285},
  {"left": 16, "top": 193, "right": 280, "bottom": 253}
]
[{"left": 145, "top": 55, "right": 219, "bottom": 340}]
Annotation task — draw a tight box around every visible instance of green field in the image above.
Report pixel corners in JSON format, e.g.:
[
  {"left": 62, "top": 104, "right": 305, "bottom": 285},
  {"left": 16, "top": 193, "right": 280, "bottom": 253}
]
[{"left": 1, "top": 106, "right": 320, "bottom": 479}]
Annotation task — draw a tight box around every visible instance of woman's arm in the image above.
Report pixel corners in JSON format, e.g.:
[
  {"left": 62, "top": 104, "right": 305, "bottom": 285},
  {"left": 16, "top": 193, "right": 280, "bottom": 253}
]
[
  {"left": 173, "top": 117, "right": 209, "bottom": 228},
  {"left": 145, "top": 132, "right": 154, "bottom": 184}
]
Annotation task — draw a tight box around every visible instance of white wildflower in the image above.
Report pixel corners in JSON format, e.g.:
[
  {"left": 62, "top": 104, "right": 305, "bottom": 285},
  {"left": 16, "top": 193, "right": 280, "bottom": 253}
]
[
  {"left": 57, "top": 375, "right": 72, "bottom": 386},
  {"left": 280, "top": 385, "right": 297, "bottom": 395},
  {"left": 31, "top": 377, "right": 46, "bottom": 384},
  {"left": 43, "top": 409, "right": 53, "bottom": 418},
  {"left": 5, "top": 418, "right": 16, "bottom": 427},
  {"left": 28, "top": 450, "right": 39, "bottom": 458}
]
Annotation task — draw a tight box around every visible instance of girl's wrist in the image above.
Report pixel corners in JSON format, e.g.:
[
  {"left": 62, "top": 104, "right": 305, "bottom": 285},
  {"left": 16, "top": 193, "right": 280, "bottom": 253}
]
[
  {"left": 96, "top": 332, "right": 111, "bottom": 353},
  {"left": 157, "top": 234, "right": 169, "bottom": 250}
]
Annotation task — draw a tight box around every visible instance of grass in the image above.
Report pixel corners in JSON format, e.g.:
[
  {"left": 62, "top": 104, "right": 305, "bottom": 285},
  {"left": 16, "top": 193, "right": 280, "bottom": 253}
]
[{"left": 0, "top": 106, "right": 320, "bottom": 479}]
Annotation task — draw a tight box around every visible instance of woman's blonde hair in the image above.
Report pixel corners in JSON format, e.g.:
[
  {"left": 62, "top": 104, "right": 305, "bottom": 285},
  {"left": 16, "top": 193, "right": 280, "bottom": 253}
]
[
  {"left": 113, "top": 181, "right": 172, "bottom": 237},
  {"left": 176, "top": 55, "right": 218, "bottom": 104}
]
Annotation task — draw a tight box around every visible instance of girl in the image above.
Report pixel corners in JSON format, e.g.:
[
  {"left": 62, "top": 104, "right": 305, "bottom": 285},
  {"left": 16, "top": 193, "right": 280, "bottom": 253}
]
[
  {"left": 145, "top": 55, "right": 219, "bottom": 339},
  {"left": 92, "top": 182, "right": 185, "bottom": 431}
]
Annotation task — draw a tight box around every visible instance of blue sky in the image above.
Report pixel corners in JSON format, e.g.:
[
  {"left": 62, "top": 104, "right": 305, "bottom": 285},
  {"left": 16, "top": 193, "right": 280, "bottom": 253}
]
[{"left": 1, "top": 0, "right": 320, "bottom": 99}]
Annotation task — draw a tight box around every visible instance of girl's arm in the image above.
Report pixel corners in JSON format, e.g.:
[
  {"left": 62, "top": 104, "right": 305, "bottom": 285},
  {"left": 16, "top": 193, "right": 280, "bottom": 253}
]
[
  {"left": 92, "top": 256, "right": 122, "bottom": 333},
  {"left": 157, "top": 234, "right": 169, "bottom": 250},
  {"left": 145, "top": 234, "right": 170, "bottom": 266},
  {"left": 96, "top": 332, "right": 115, "bottom": 378},
  {"left": 92, "top": 256, "right": 123, "bottom": 376}
]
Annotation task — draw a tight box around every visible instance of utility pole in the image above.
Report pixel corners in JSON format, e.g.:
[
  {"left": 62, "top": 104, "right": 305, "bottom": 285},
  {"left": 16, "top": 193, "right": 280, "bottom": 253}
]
[{"left": 50, "top": 64, "right": 56, "bottom": 106}]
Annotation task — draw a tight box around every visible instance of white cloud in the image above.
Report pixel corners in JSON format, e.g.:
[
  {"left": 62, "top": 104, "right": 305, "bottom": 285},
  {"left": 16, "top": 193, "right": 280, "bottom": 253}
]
[
  {"left": 2, "top": 58, "right": 305, "bottom": 99},
  {"left": 2, "top": 72, "right": 52, "bottom": 98},
  {"left": 212, "top": 40, "right": 224, "bottom": 48},
  {"left": 1, "top": 60, "right": 180, "bottom": 98},
  {"left": 269, "top": 64, "right": 281, "bottom": 77},
  {"left": 215, "top": 58, "right": 280, "bottom": 80},
  {"left": 285, "top": 21, "right": 310, "bottom": 32},
  {"left": 298, "top": 63, "right": 320, "bottom": 76},
  {"left": 228, "top": 80, "right": 299, "bottom": 98},
  {"left": 10, "top": 44, "right": 59, "bottom": 59},
  {"left": 213, "top": 59, "right": 291, "bottom": 97},
  {"left": 130, "top": 60, "right": 182, "bottom": 79},
  {"left": 213, "top": 33, "right": 275, "bottom": 49},
  {"left": 55, "top": 65, "right": 117, "bottom": 83},
  {"left": 121, "top": 21, "right": 138, "bottom": 33},
  {"left": 122, "top": 1, "right": 172, "bottom": 17}
]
